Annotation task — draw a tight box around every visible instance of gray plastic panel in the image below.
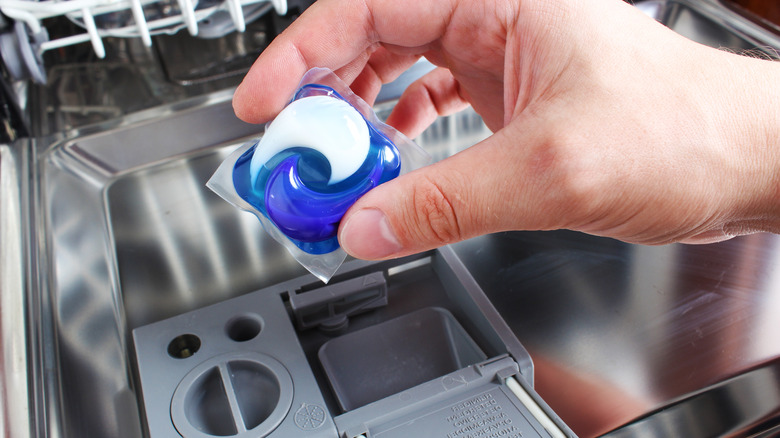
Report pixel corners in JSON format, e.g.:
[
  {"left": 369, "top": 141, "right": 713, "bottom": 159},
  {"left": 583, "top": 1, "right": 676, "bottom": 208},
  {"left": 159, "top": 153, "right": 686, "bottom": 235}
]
[
  {"left": 132, "top": 247, "right": 574, "bottom": 437},
  {"left": 334, "top": 356, "right": 563, "bottom": 438},
  {"left": 318, "top": 307, "right": 487, "bottom": 411},
  {"left": 289, "top": 271, "right": 388, "bottom": 331},
  {"left": 133, "top": 287, "right": 337, "bottom": 437}
]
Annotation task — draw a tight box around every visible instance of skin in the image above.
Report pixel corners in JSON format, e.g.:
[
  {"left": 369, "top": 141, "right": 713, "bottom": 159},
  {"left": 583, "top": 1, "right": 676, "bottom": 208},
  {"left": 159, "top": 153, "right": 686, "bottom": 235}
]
[{"left": 233, "top": 0, "right": 780, "bottom": 260}]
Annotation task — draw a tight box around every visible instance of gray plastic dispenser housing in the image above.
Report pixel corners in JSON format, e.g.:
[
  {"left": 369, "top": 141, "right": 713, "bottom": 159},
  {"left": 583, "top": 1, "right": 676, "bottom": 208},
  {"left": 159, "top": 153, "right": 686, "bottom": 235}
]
[{"left": 132, "top": 246, "right": 575, "bottom": 438}]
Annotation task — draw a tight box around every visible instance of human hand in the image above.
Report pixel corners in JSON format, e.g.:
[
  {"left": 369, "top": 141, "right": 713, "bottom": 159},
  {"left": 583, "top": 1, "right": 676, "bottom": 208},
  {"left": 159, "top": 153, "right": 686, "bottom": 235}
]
[{"left": 233, "top": 0, "right": 780, "bottom": 260}]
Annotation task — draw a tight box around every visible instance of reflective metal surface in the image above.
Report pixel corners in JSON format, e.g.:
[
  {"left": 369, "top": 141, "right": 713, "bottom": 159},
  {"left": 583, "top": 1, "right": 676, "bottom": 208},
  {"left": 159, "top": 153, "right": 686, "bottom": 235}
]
[
  {"left": 26, "top": 6, "right": 287, "bottom": 137},
  {"left": 640, "top": 0, "right": 780, "bottom": 54},
  {"left": 37, "top": 95, "right": 264, "bottom": 438},
  {"left": 0, "top": 143, "right": 31, "bottom": 438},
  {"left": 451, "top": 233, "right": 780, "bottom": 437},
  {"left": 5, "top": 0, "right": 779, "bottom": 437},
  {"left": 30, "top": 92, "right": 492, "bottom": 438}
]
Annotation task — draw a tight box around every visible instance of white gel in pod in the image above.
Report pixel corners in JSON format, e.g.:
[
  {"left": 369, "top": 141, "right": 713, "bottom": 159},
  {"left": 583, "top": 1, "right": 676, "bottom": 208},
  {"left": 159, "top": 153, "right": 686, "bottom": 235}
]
[{"left": 249, "top": 95, "right": 371, "bottom": 187}]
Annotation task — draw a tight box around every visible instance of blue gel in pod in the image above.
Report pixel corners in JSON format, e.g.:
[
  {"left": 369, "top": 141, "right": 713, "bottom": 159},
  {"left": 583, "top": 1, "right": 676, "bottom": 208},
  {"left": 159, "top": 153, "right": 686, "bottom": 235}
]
[{"left": 233, "top": 85, "right": 401, "bottom": 254}]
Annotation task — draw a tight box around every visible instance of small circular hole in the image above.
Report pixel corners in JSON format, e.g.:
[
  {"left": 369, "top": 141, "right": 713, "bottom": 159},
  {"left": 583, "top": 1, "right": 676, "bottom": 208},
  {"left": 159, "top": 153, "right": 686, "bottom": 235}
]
[
  {"left": 226, "top": 314, "right": 262, "bottom": 342},
  {"left": 168, "top": 334, "right": 201, "bottom": 359}
]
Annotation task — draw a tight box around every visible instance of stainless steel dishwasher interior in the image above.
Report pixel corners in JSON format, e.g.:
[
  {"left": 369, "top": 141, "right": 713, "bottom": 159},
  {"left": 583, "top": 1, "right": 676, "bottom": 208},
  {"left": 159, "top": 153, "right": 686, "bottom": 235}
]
[
  {"left": 19, "top": 0, "right": 780, "bottom": 437},
  {"left": 35, "top": 91, "right": 490, "bottom": 438}
]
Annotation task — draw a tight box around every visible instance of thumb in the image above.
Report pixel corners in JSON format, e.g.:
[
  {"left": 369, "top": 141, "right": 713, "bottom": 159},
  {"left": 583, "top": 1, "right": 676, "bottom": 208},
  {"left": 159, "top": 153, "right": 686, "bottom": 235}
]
[{"left": 338, "top": 126, "right": 552, "bottom": 260}]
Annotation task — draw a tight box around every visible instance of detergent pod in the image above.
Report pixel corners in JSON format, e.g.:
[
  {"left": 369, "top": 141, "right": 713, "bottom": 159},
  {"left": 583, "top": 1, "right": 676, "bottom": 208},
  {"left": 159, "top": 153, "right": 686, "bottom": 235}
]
[{"left": 208, "top": 68, "right": 431, "bottom": 282}]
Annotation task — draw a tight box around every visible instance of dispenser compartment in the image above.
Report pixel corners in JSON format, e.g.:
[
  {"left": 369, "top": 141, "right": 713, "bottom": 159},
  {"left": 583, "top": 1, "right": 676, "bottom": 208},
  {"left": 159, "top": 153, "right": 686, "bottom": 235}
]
[
  {"left": 318, "top": 307, "right": 487, "bottom": 411},
  {"left": 132, "top": 247, "right": 573, "bottom": 437}
]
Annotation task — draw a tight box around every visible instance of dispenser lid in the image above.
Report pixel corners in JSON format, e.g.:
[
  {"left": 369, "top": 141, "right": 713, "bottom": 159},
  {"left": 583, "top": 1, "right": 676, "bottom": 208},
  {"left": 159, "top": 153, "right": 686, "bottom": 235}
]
[{"left": 334, "top": 355, "right": 572, "bottom": 438}]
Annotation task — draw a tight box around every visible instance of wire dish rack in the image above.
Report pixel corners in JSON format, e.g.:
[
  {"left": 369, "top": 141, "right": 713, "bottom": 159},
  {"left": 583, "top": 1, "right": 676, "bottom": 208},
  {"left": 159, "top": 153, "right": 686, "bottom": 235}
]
[{"left": 0, "top": 0, "right": 287, "bottom": 83}]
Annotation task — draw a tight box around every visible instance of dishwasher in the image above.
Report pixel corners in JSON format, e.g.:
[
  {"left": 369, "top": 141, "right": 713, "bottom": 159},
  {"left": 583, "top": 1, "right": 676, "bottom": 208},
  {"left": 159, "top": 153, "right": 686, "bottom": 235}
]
[{"left": 1, "top": 1, "right": 779, "bottom": 437}]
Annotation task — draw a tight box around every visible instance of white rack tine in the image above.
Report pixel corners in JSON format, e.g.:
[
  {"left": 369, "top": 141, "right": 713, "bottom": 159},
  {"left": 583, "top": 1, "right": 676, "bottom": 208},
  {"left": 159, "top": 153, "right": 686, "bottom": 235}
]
[
  {"left": 39, "top": 33, "right": 92, "bottom": 53},
  {"left": 271, "top": 0, "right": 286, "bottom": 15},
  {"left": 80, "top": 7, "right": 105, "bottom": 58},
  {"left": 129, "top": 0, "right": 152, "bottom": 46},
  {"left": 177, "top": 0, "right": 198, "bottom": 36},
  {"left": 1, "top": 0, "right": 291, "bottom": 56},
  {"left": 0, "top": 7, "right": 42, "bottom": 34},
  {"left": 226, "top": 0, "right": 245, "bottom": 33}
]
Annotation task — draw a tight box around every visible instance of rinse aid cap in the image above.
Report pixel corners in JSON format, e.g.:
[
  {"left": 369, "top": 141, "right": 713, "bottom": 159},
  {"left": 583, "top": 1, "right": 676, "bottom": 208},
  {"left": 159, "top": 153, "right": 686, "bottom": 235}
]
[{"left": 246, "top": 90, "right": 401, "bottom": 252}]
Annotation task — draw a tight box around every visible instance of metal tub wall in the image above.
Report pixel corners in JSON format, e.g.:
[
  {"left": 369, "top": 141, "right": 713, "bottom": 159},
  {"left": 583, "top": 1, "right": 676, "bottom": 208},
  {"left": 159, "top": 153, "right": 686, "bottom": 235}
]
[
  {"left": 33, "top": 88, "right": 492, "bottom": 438},
  {"left": 453, "top": 232, "right": 780, "bottom": 437},
  {"left": 37, "top": 93, "right": 280, "bottom": 437},
  {"left": 0, "top": 141, "right": 31, "bottom": 438}
]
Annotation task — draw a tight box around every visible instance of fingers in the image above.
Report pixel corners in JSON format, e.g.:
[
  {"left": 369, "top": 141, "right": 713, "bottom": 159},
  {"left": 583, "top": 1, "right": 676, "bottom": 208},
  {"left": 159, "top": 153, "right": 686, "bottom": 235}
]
[
  {"left": 233, "top": 0, "right": 375, "bottom": 123},
  {"left": 385, "top": 67, "right": 471, "bottom": 138},
  {"left": 344, "top": 47, "right": 422, "bottom": 106},
  {"left": 233, "top": 0, "right": 454, "bottom": 124},
  {"left": 337, "top": 123, "right": 553, "bottom": 260}
]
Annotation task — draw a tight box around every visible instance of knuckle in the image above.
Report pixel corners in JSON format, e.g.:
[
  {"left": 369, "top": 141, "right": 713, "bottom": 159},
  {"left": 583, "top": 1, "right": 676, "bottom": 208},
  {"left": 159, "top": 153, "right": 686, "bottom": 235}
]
[
  {"left": 405, "top": 177, "right": 463, "bottom": 246},
  {"left": 532, "top": 132, "right": 609, "bottom": 227}
]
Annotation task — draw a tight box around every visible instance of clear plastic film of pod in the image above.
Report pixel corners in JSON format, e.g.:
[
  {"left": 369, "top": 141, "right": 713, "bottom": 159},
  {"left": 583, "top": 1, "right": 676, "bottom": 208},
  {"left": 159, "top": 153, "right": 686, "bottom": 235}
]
[{"left": 208, "top": 68, "right": 432, "bottom": 283}]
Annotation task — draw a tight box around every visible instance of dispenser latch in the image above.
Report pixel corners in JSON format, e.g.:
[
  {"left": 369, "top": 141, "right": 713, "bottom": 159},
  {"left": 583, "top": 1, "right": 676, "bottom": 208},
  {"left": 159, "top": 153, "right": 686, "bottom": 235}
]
[{"left": 288, "top": 271, "right": 388, "bottom": 332}]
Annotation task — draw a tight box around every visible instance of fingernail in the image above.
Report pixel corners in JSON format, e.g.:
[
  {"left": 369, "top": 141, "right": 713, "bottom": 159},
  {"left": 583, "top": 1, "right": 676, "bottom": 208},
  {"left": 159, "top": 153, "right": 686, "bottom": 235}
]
[{"left": 340, "top": 208, "right": 402, "bottom": 260}]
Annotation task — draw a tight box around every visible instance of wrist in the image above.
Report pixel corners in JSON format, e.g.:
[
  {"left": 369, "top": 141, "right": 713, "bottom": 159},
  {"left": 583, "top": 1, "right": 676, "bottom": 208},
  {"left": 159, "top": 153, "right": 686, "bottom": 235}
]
[{"left": 715, "top": 51, "right": 780, "bottom": 235}]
